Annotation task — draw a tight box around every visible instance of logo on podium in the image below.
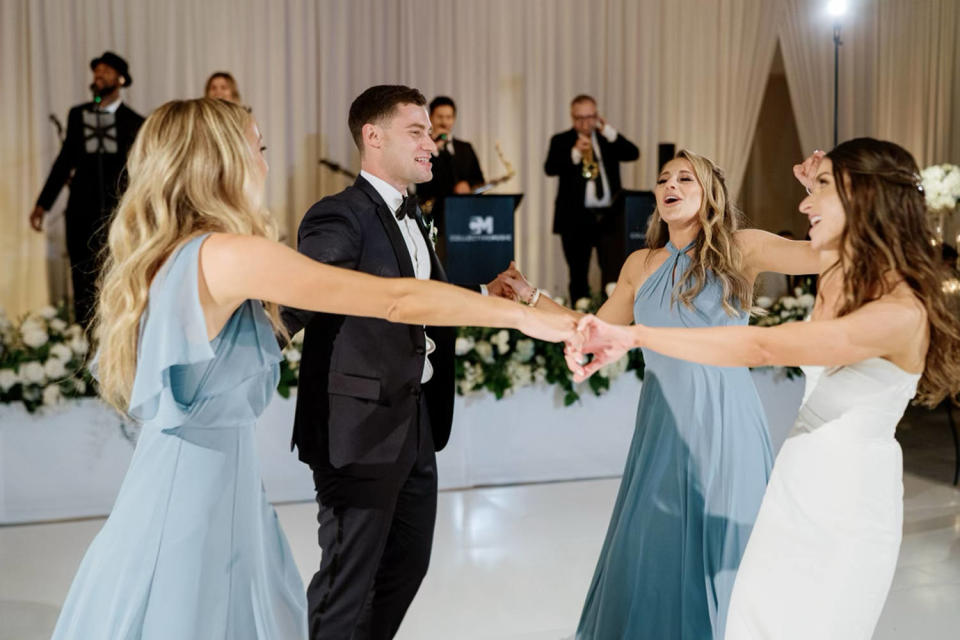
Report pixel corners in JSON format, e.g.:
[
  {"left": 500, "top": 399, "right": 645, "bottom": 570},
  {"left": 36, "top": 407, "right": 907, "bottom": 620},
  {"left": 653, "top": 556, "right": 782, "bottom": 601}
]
[{"left": 469, "top": 216, "right": 494, "bottom": 235}]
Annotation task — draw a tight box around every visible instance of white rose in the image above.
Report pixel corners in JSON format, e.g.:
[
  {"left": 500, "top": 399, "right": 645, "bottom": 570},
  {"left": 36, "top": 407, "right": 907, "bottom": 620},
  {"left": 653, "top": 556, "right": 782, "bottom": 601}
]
[
  {"left": 284, "top": 348, "right": 301, "bottom": 364},
  {"left": 798, "top": 293, "right": 816, "bottom": 309},
  {"left": 0, "top": 368, "right": 18, "bottom": 392},
  {"left": 73, "top": 378, "right": 87, "bottom": 394},
  {"left": 780, "top": 296, "right": 798, "bottom": 310},
  {"left": 44, "top": 358, "right": 67, "bottom": 379},
  {"left": 605, "top": 282, "right": 617, "bottom": 298},
  {"left": 455, "top": 336, "right": 475, "bottom": 356},
  {"left": 42, "top": 384, "right": 61, "bottom": 406},
  {"left": 492, "top": 329, "right": 511, "bottom": 355},
  {"left": 513, "top": 339, "right": 535, "bottom": 363},
  {"left": 37, "top": 306, "right": 58, "bottom": 319},
  {"left": 66, "top": 325, "right": 84, "bottom": 340},
  {"left": 756, "top": 296, "right": 773, "bottom": 309},
  {"left": 22, "top": 328, "right": 49, "bottom": 349},
  {"left": 574, "top": 297, "right": 592, "bottom": 312},
  {"left": 20, "top": 361, "right": 46, "bottom": 384},
  {"left": 551, "top": 295, "right": 567, "bottom": 308},
  {"left": 69, "top": 336, "right": 90, "bottom": 355},
  {"left": 50, "top": 343, "right": 73, "bottom": 361},
  {"left": 474, "top": 341, "right": 495, "bottom": 364},
  {"left": 49, "top": 318, "right": 68, "bottom": 333}
]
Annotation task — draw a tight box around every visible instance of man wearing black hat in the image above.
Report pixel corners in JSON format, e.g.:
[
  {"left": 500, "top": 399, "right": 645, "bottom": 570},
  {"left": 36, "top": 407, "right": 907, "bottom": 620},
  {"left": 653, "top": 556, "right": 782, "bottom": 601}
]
[{"left": 29, "top": 51, "right": 145, "bottom": 327}]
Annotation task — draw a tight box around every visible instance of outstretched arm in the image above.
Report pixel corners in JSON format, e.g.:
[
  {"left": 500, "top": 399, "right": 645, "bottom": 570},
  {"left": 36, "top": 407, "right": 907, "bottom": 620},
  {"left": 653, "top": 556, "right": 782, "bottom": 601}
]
[
  {"left": 569, "top": 296, "right": 924, "bottom": 381},
  {"left": 199, "top": 233, "right": 577, "bottom": 344},
  {"left": 736, "top": 229, "right": 820, "bottom": 277}
]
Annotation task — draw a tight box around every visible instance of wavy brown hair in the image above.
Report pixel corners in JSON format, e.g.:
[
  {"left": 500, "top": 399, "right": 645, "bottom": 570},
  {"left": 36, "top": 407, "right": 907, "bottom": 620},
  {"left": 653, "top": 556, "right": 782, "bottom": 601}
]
[
  {"left": 646, "top": 149, "right": 751, "bottom": 316},
  {"left": 93, "top": 98, "right": 284, "bottom": 414},
  {"left": 827, "top": 137, "right": 960, "bottom": 407}
]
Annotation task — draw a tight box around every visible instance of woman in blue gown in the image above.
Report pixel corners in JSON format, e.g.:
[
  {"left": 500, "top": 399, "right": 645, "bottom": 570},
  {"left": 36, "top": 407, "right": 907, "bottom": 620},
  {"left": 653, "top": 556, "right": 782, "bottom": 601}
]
[
  {"left": 50, "top": 98, "right": 574, "bottom": 639},
  {"left": 505, "top": 149, "right": 822, "bottom": 638}
]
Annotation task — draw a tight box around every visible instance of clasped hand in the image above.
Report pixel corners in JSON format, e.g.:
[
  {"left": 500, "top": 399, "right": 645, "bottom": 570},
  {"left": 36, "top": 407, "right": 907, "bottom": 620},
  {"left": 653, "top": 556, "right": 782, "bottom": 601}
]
[{"left": 563, "top": 315, "right": 637, "bottom": 383}]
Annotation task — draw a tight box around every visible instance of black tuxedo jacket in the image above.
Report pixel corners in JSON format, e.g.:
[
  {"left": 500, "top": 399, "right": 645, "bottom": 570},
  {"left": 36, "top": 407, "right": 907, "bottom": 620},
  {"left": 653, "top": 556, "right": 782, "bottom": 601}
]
[
  {"left": 37, "top": 102, "right": 144, "bottom": 217},
  {"left": 544, "top": 128, "right": 639, "bottom": 234},
  {"left": 282, "top": 176, "right": 457, "bottom": 468}
]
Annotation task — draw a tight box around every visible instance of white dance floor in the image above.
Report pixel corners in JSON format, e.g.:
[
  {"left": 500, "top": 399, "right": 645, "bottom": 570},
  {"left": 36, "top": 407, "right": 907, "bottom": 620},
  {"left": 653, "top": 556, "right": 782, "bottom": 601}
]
[{"left": 1, "top": 472, "right": 957, "bottom": 639}]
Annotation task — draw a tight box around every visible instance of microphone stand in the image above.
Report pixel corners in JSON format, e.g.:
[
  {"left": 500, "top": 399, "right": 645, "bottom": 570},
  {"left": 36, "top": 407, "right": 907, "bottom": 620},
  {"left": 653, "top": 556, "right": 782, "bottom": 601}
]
[{"left": 318, "top": 158, "right": 357, "bottom": 180}]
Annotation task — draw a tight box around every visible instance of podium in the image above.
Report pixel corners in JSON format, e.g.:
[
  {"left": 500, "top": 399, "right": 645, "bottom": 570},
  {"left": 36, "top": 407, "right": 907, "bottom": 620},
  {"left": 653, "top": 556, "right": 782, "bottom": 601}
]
[
  {"left": 442, "top": 194, "right": 522, "bottom": 286},
  {"left": 622, "top": 190, "right": 656, "bottom": 256}
]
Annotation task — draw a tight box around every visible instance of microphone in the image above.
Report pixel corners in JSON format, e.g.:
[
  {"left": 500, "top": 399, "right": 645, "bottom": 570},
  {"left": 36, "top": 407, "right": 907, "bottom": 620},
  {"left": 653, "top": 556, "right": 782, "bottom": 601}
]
[
  {"left": 434, "top": 133, "right": 448, "bottom": 143},
  {"left": 89, "top": 83, "right": 102, "bottom": 104}
]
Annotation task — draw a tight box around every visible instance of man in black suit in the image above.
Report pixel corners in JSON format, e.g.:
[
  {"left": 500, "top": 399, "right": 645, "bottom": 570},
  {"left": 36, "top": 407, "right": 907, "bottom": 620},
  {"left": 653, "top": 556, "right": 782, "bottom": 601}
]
[
  {"left": 282, "top": 85, "right": 506, "bottom": 640},
  {"left": 544, "top": 94, "right": 639, "bottom": 303},
  {"left": 29, "top": 51, "right": 144, "bottom": 326},
  {"left": 415, "top": 96, "right": 485, "bottom": 260}
]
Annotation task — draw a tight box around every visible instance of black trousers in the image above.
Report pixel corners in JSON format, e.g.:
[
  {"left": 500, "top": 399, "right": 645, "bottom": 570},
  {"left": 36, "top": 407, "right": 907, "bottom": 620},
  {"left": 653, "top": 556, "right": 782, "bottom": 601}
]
[
  {"left": 560, "top": 206, "right": 625, "bottom": 303},
  {"left": 307, "top": 396, "right": 437, "bottom": 640}
]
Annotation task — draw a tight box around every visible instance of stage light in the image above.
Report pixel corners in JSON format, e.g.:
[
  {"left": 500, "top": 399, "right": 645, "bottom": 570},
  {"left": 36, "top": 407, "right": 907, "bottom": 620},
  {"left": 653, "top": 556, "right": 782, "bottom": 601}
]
[{"left": 826, "top": 0, "right": 848, "bottom": 17}]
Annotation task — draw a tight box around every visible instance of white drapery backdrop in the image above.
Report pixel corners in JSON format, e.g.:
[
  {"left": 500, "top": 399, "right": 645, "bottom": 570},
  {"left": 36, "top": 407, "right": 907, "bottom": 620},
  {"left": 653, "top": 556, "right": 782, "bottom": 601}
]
[
  {"left": 779, "top": 0, "right": 960, "bottom": 164},
  {"left": 3, "top": 0, "right": 959, "bottom": 317}
]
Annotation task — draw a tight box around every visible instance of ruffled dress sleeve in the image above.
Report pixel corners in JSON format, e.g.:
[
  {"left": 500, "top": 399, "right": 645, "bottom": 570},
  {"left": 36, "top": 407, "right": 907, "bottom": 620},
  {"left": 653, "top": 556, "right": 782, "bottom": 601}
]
[{"left": 126, "top": 233, "right": 216, "bottom": 425}]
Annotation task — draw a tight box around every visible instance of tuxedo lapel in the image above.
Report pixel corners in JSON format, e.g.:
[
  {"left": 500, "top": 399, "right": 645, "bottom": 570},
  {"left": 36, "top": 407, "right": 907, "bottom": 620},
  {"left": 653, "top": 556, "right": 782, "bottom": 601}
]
[
  {"left": 412, "top": 207, "right": 448, "bottom": 283},
  {"left": 355, "top": 176, "right": 416, "bottom": 278}
]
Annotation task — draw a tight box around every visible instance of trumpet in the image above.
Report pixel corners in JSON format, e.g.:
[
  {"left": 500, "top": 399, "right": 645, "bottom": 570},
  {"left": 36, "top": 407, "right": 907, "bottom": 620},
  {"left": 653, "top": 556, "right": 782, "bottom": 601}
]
[{"left": 581, "top": 144, "right": 599, "bottom": 180}]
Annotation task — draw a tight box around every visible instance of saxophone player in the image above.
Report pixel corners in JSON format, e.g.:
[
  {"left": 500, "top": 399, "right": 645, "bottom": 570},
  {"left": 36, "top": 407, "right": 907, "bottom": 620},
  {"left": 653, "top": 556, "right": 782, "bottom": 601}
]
[{"left": 544, "top": 94, "right": 639, "bottom": 303}]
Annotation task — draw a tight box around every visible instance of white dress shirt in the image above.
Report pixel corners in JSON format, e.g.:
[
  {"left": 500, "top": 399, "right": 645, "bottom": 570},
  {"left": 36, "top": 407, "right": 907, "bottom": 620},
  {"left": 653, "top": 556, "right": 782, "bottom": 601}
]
[{"left": 360, "top": 170, "right": 436, "bottom": 383}]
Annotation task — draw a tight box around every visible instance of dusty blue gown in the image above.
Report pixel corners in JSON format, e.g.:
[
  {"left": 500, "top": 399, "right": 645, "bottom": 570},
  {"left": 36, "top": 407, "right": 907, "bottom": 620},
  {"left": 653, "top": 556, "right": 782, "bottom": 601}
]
[
  {"left": 577, "top": 241, "right": 774, "bottom": 639},
  {"left": 51, "top": 234, "right": 307, "bottom": 639}
]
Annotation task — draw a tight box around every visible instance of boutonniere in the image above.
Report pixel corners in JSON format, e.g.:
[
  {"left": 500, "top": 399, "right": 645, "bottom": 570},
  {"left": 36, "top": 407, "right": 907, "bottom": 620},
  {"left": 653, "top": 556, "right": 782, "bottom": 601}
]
[{"left": 426, "top": 217, "right": 438, "bottom": 250}]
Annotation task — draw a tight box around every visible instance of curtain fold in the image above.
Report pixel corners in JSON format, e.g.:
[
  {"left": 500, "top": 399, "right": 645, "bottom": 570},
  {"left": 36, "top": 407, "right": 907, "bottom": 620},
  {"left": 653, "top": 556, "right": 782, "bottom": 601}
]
[{"left": 3, "top": 0, "right": 958, "bottom": 316}]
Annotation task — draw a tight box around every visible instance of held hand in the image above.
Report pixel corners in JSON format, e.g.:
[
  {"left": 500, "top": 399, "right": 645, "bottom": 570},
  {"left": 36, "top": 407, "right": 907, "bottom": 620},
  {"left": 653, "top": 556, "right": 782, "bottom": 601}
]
[
  {"left": 499, "top": 261, "right": 536, "bottom": 303},
  {"left": 793, "top": 150, "right": 825, "bottom": 193},
  {"left": 566, "top": 315, "right": 636, "bottom": 382},
  {"left": 574, "top": 135, "right": 592, "bottom": 154},
  {"left": 595, "top": 115, "right": 607, "bottom": 131},
  {"left": 519, "top": 307, "right": 579, "bottom": 344},
  {"left": 29, "top": 206, "right": 46, "bottom": 232},
  {"left": 486, "top": 275, "right": 517, "bottom": 300}
]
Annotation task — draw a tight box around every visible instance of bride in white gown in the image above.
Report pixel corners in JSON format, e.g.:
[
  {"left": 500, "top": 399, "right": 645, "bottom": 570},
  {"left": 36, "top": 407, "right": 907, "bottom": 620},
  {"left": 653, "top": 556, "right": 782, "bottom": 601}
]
[{"left": 567, "top": 138, "right": 960, "bottom": 639}]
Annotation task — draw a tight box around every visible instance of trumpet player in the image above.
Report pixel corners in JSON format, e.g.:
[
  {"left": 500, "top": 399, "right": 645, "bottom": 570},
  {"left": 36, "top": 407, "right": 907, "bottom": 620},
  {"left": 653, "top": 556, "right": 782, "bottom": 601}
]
[{"left": 545, "top": 94, "right": 639, "bottom": 302}]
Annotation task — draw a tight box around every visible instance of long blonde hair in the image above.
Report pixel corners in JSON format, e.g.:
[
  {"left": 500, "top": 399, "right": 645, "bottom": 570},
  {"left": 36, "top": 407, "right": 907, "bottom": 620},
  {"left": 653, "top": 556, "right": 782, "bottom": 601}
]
[
  {"left": 646, "top": 149, "right": 751, "bottom": 316},
  {"left": 94, "top": 98, "right": 283, "bottom": 414}
]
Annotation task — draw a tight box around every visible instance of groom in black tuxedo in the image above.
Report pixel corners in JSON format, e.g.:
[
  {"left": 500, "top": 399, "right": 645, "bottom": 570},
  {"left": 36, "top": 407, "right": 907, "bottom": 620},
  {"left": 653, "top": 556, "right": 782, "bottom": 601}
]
[{"left": 282, "top": 85, "right": 507, "bottom": 640}]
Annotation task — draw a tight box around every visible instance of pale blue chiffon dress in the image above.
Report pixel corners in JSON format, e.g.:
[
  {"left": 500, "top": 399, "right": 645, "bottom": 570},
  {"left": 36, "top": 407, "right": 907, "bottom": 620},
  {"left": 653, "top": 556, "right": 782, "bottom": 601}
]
[
  {"left": 577, "top": 241, "right": 774, "bottom": 639},
  {"left": 51, "top": 234, "right": 307, "bottom": 639}
]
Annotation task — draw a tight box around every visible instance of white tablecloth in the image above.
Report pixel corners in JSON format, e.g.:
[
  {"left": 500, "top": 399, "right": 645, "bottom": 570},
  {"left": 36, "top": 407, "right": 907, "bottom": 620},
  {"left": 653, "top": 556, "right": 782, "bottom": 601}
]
[{"left": 0, "top": 370, "right": 803, "bottom": 524}]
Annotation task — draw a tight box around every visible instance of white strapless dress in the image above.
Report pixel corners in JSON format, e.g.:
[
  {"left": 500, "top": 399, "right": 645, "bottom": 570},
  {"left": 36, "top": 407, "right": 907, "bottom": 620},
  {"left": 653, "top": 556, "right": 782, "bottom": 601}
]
[{"left": 725, "top": 358, "right": 921, "bottom": 640}]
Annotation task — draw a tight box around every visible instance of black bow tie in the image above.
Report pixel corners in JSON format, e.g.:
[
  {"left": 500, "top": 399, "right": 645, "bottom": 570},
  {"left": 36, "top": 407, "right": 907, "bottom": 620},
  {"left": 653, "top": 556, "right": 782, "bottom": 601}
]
[{"left": 396, "top": 196, "right": 419, "bottom": 221}]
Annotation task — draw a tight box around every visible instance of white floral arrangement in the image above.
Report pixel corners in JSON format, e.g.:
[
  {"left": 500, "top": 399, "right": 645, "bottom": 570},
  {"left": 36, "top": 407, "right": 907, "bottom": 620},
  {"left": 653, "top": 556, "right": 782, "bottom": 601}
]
[
  {"left": 920, "top": 164, "right": 960, "bottom": 213},
  {"left": 277, "top": 329, "right": 304, "bottom": 398},
  {"left": 455, "top": 284, "right": 641, "bottom": 406},
  {"left": 753, "top": 288, "right": 816, "bottom": 327},
  {"left": 0, "top": 304, "right": 94, "bottom": 412}
]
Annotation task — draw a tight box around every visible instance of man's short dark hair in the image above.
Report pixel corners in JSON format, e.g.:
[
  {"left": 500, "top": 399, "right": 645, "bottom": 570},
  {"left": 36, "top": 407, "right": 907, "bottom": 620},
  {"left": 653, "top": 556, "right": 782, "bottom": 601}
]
[
  {"left": 571, "top": 94, "right": 597, "bottom": 108},
  {"left": 348, "top": 85, "right": 427, "bottom": 150},
  {"left": 429, "top": 96, "right": 457, "bottom": 115}
]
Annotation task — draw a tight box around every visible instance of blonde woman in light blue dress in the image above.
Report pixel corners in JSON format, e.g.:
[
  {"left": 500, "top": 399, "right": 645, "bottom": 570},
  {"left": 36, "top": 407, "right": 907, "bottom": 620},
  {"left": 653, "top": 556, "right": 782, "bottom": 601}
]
[{"left": 51, "top": 98, "right": 575, "bottom": 639}]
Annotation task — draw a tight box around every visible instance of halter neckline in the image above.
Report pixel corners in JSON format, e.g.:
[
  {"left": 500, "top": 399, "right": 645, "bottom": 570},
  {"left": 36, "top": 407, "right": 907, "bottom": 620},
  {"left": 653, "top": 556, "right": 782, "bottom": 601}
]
[{"left": 666, "top": 240, "right": 696, "bottom": 255}]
